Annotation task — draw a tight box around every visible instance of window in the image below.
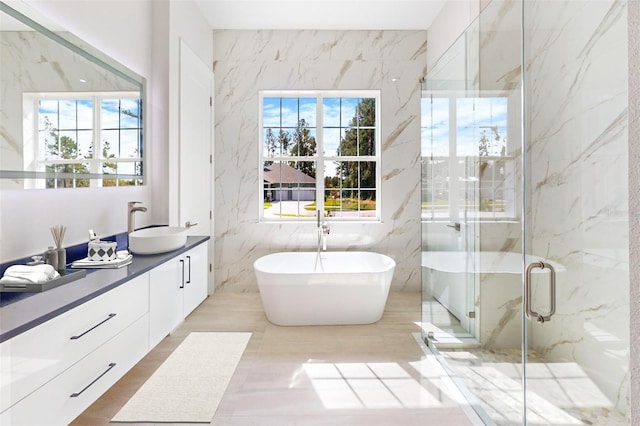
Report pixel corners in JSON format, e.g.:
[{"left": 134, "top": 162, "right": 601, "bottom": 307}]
[
  {"left": 260, "top": 90, "right": 381, "bottom": 221},
  {"left": 24, "top": 92, "right": 143, "bottom": 188},
  {"left": 421, "top": 94, "right": 515, "bottom": 221}
]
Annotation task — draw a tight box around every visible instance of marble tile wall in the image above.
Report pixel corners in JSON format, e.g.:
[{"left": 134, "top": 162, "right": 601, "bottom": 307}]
[
  {"left": 212, "top": 30, "right": 426, "bottom": 292},
  {"left": 523, "top": 0, "right": 629, "bottom": 413}
]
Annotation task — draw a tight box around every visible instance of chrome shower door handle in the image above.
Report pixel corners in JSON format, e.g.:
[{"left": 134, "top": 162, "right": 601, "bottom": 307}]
[{"left": 524, "top": 261, "right": 556, "bottom": 323}]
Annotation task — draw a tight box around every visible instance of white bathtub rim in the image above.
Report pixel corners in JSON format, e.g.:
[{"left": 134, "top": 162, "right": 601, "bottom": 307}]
[{"left": 254, "top": 251, "right": 396, "bottom": 275}]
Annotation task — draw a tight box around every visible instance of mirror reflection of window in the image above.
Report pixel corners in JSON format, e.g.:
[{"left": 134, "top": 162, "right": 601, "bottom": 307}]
[{"left": 22, "top": 92, "right": 143, "bottom": 189}]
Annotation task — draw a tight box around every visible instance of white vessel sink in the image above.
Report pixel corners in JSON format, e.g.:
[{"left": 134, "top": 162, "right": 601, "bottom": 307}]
[{"left": 128, "top": 226, "right": 188, "bottom": 255}]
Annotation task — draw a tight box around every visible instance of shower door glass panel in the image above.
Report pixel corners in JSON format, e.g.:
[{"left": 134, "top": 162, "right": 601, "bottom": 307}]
[
  {"left": 421, "top": 89, "right": 479, "bottom": 340},
  {"left": 522, "top": 0, "right": 630, "bottom": 423},
  {"left": 422, "top": 0, "right": 630, "bottom": 423}
]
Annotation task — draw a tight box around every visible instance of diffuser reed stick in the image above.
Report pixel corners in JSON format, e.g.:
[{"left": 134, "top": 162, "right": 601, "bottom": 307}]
[{"left": 50, "top": 225, "right": 66, "bottom": 249}]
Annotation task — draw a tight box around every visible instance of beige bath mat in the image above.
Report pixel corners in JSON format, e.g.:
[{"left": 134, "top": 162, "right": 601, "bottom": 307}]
[{"left": 111, "top": 331, "right": 251, "bottom": 423}]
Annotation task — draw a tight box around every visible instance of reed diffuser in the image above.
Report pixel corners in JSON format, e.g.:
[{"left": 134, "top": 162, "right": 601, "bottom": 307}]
[{"left": 51, "top": 225, "right": 67, "bottom": 273}]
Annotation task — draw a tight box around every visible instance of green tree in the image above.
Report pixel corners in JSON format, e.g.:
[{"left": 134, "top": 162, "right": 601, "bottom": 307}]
[
  {"left": 264, "top": 127, "right": 293, "bottom": 164},
  {"left": 335, "top": 98, "right": 376, "bottom": 199},
  {"left": 287, "top": 118, "right": 316, "bottom": 178},
  {"left": 43, "top": 116, "right": 90, "bottom": 188},
  {"left": 264, "top": 128, "right": 278, "bottom": 164}
]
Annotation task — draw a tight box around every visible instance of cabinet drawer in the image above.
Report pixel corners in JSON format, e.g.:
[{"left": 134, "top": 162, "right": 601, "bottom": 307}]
[
  {"left": 0, "top": 314, "right": 149, "bottom": 425},
  {"left": 0, "top": 273, "right": 149, "bottom": 412}
]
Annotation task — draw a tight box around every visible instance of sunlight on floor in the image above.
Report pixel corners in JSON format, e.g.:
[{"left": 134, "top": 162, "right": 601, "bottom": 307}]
[
  {"left": 301, "top": 360, "right": 465, "bottom": 410},
  {"left": 440, "top": 349, "right": 627, "bottom": 425}
]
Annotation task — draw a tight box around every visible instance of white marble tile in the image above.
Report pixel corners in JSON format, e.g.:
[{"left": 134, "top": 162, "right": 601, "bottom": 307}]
[
  {"left": 213, "top": 30, "right": 426, "bottom": 292},
  {"left": 523, "top": 0, "right": 629, "bottom": 413}
]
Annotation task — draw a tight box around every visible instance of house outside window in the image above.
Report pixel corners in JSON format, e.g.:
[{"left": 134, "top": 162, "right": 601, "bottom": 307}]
[
  {"left": 23, "top": 92, "right": 143, "bottom": 188},
  {"left": 259, "top": 90, "right": 381, "bottom": 222}
]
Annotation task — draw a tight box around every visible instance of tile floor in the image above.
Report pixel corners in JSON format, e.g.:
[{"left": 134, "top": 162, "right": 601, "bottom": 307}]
[
  {"left": 439, "top": 349, "right": 628, "bottom": 426},
  {"left": 71, "top": 292, "right": 481, "bottom": 425}
]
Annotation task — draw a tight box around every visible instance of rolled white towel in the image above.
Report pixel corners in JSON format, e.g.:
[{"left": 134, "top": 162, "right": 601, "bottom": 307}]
[{"left": 2, "top": 264, "right": 60, "bottom": 284}]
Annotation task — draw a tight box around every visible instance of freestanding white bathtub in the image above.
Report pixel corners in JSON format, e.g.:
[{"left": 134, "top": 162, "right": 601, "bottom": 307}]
[{"left": 254, "top": 251, "right": 396, "bottom": 326}]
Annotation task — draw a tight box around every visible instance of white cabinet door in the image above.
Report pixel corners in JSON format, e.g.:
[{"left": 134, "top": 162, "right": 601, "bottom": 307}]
[
  {"left": 182, "top": 242, "right": 208, "bottom": 316},
  {"left": 149, "top": 258, "right": 183, "bottom": 349},
  {"left": 149, "top": 242, "right": 208, "bottom": 348}
]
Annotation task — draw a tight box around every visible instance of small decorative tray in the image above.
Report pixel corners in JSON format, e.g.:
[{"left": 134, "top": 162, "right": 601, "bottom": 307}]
[
  {"left": 71, "top": 254, "right": 133, "bottom": 269},
  {"left": 0, "top": 269, "right": 87, "bottom": 293}
]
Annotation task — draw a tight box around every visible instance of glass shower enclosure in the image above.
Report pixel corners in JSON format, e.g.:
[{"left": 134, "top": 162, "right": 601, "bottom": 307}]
[{"left": 420, "top": 0, "right": 630, "bottom": 424}]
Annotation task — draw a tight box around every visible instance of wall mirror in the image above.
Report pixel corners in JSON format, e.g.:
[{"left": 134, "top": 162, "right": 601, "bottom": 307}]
[{"left": 0, "top": 1, "right": 144, "bottom": 190}]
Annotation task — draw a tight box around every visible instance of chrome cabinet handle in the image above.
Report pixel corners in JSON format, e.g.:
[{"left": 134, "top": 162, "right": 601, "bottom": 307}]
[
  {"left": 186, "top": 255, "right": 191, "bottom": 284},
  {"left": 70, "top": 313, "right": 117, "bottom": 340},
  {"left": 70, "top": 363, "right": 116, "bottom": 398},
  {"left": 524, "top": 261, "right": 556, "bottom": 323}
]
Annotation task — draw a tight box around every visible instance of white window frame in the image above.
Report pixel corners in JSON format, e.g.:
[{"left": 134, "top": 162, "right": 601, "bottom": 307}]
[
  {"left": 23, "top": 91, "right": 143, "bottom": 189},
  {"left": 259, "top": 90, "right": 381, "bottom": 222}
]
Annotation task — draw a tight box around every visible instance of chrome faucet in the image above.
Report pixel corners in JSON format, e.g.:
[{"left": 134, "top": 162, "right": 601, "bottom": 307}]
[
  {"left": 128, "top": 201, "right": 147, "bottom": 234},
  {"left": 316, "top": 209, "right": 330, "bottom": 251},
  {"left": 314, "top": 209, "right": 330, "bottom": 272}
]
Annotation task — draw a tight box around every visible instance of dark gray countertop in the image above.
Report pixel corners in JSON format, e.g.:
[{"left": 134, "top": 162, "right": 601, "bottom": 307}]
[{"left": 0, "top": 236, "right": 209, "bottom": 343}]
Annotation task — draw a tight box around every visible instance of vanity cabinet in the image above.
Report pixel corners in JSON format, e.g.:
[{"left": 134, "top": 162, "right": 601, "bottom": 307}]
[
  {"left": 149, "top": 241, "right": 208, "bottom": 349},
  {"left": 0, "top": 238, "right": 209, "bottom": 425},
  {"left": 0, "top": 273, "right": 150, "bottom": 425}
]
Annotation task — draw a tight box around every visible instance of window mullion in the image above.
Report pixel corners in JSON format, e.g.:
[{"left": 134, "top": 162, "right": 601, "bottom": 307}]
[
  {"left": 449, "top": 95, "right": 459, "bottom": 221},
  {"left": 92, "top": 96, "right": 102, "bottom": 187},
  {"left": 316, "top": 94, "right": 324, "bottom": 214}
]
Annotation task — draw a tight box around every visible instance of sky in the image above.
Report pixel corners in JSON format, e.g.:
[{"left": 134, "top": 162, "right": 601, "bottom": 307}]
[
  {"left": 421, "top": 96, "right": 509, "bottom": 157},
  {"left": 262, "top": 96, "right": 375, "bottom": 158},
  {"left": 37, "top": 97, "right": 141, "bottom": 161}
]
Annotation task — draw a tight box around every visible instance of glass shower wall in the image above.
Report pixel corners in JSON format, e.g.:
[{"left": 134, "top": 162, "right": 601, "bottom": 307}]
[
  {"left": 422, "top": 0, "right": 630, "bottom": 423},
  {"left": 420, "top": 20, "right": 481, "bottom": 342},
  {"left": 421, "top": 0, "right": 523, "bottom": 346}
]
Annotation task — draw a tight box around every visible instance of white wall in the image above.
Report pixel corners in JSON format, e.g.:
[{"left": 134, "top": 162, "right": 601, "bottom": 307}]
[
  {"left": 150, "top": 0, "right": 214, "bottom": 230},
  {"left": 167, "top": 0, "right": 214, "bottom": 227},
  {"left": 213, "top": 30, "right": 426, "bottom": 292},
  {"left": 628, "top": 0, "right": 639, "bottom": 423}
]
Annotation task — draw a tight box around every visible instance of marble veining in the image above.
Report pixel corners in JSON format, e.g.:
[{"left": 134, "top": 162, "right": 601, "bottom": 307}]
[
  {"left": 213, "top": 30, "right": 426, "bottom": 292},
  {"left": 424, "top": 0, "right": 629, "bottom": 416},
  {"left": 525, "top": 0, "right": 628, "bottom": 413}
]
